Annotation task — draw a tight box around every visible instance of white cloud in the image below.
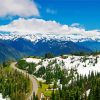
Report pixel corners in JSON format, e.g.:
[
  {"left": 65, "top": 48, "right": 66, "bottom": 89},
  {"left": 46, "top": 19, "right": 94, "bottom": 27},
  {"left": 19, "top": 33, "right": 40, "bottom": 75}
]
[
  {"left": 0, "top": 18, "right": 99, "bottom": 38},
  {"left": 0, "top": 18, "right": 69, "bottom": 34},
  {"left": 0, "top": 0, "right": 40, "bottom": 17},
  {"left": 46, "top": 8, "right": 56, "bottom": 14}
]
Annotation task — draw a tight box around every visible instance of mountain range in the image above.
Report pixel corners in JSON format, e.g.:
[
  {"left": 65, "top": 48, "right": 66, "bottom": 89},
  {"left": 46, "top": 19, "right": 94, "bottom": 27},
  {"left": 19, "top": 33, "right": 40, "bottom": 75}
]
[{"left": 0, "top": 31, "right": 100, "bottom": 63}]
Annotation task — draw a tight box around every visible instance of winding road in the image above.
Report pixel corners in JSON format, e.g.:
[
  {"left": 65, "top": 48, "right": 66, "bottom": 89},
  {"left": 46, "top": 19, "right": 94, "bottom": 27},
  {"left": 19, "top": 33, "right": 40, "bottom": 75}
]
[{"left": 10, "top": 62, "right": 38, "bottom": 100}]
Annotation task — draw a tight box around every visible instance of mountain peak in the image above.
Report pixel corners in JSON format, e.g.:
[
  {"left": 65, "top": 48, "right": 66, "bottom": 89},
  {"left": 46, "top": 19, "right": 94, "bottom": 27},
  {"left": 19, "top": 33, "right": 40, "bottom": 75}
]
[{"left": 0, "top": 31, "right": 100, "bottom": 42}]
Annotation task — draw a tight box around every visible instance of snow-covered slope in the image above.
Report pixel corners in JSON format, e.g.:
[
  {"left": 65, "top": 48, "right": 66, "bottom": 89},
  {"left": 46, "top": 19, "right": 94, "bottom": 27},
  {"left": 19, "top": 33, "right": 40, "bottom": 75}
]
[
  {"left": 24, "top": 58, "right": 41, "bottom": 64},
  {"left": 24, "top": 55, "right": 100, "bottom": 76},
  {"left": 0, "top": 93, "right": 10, "bottom": 100}
]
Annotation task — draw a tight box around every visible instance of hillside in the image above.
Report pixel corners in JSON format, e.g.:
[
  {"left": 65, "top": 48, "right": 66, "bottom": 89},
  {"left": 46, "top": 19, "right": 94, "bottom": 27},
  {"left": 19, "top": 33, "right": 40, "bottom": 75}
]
[
  {"left": 19, "top": 54, "right": 100, "bottom": 77},
  {"left": 0, "top": 38, "right": 92, "bottom": 63},
  {"left": 17, "top": 54, "right": 100, "bottom": 99},
  {"left": 0, "top": 65, "right": 31, "bottom": 100},
  {"left": 0, "top": 40, "right": 23, "bottom": 63}
]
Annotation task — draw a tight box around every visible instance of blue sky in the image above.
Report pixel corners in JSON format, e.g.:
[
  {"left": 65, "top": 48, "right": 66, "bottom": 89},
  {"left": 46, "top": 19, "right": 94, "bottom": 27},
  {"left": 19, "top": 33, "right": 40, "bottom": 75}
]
[{"left": 0, "top": 0, "right": 100, "bottom": 30}]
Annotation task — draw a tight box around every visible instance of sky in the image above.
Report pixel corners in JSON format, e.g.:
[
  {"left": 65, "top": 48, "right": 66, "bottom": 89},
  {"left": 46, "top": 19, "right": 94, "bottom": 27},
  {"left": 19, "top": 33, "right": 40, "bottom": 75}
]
[
  {"left": 35, "top": 0, "right": 100, "bottom": 30},
  {"left": 0, "top": 0, "right": 100, "bottom": 32}
]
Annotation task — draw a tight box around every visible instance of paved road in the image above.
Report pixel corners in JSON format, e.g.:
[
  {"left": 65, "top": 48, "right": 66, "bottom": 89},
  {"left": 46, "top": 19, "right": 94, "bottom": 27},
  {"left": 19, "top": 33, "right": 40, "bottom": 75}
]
[{"left": 10, "top": 62, "right": 38, "bottom": 100}]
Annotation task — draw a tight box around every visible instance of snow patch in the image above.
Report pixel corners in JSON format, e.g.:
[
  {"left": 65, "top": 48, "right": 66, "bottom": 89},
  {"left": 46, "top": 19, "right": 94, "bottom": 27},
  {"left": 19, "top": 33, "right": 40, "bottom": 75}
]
[
  {"left": 35, "top": 55, "right": 100, "bottom": 76},
  {"left": 24, "top": 58, "right": 41, "bottom": 64}
]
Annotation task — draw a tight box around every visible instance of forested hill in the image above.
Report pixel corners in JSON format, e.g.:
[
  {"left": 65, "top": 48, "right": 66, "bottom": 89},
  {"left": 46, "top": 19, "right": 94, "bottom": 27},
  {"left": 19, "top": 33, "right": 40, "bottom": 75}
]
[
  {"left": 16, "top": 54, "right": 100, "bottom": 99},
  {"left": 0, "top": 63, "right": 31, "bottom": 100}
]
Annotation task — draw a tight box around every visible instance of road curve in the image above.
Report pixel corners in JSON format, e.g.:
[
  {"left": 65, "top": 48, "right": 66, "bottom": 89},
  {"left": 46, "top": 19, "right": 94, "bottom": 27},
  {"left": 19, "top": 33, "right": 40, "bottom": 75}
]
[{"left": 10, "top": 62, "right": 38, "bottom": 100}]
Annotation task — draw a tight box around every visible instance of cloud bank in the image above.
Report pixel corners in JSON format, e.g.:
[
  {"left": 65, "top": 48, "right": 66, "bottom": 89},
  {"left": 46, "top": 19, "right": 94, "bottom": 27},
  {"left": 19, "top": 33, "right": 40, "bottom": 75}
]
[
  {"left": 0, "top": 0, "right": 39, "bottom": 17},
  {"left": 0, "top": 18, "right": 99, "bottom": 37}
]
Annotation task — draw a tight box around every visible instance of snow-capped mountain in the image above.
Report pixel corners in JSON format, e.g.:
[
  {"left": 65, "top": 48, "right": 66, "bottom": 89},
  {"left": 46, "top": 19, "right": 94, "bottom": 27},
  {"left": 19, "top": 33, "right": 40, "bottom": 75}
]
[
  {"left": 0, "top": 30, "right": 100, "bottom": 63},
  {"left": 0, "top": 31, "right": 100, "bottom": 42},
  {"left": 0, "top": 32, "right": 92, "bottom": 63},
  {"left": 0, "top": 18, "right": 100, "bottom": 42}
]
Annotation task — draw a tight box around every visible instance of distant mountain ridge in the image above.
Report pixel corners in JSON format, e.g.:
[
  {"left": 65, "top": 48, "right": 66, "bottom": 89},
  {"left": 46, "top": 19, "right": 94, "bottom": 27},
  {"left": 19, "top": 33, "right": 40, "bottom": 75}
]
[
  {"left": 77, "top": 41, "right": 100, "bottom": 51},
  {"left": 1, "top": 31, "right": 100, "bottom": 62},
  {"left": 0, "top": 38, "right": 92, "bottom": 63},
  {"left": 1, "top": 31, "right": 100, "bottom": 42}
]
